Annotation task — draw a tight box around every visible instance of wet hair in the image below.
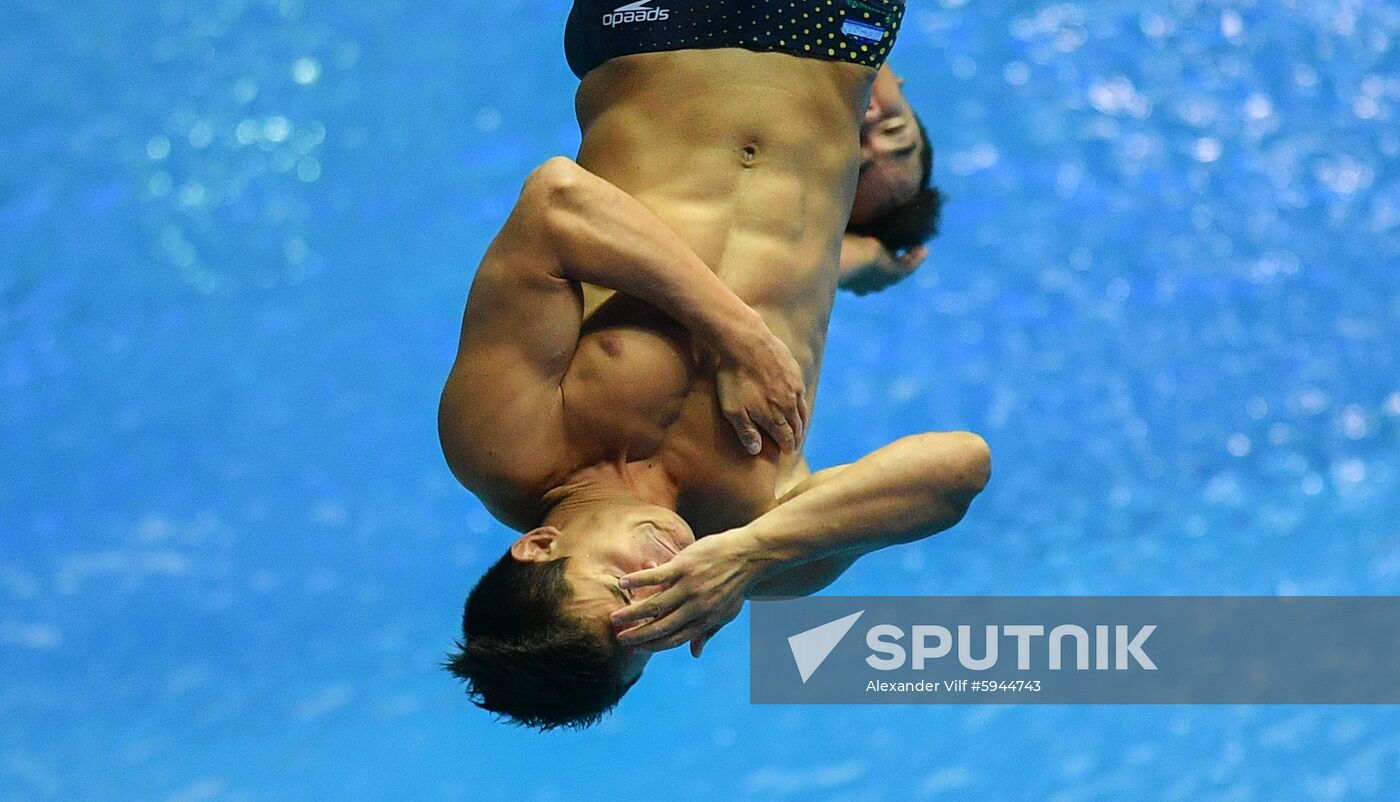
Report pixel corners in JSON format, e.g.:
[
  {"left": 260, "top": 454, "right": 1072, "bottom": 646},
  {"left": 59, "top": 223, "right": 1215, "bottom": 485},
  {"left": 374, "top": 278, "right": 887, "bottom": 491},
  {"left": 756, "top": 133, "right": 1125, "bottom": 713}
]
[
  {"left": 444, "top": 551, "right": 639, "bottom": 731},
  {"left": 850, "top": 113, "right": 944, "bottom": 253}
]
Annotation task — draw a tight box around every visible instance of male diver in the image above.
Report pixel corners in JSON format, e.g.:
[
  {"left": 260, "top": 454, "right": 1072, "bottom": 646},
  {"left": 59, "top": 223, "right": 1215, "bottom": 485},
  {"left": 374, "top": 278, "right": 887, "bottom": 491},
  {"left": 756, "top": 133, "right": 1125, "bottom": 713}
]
[
  {"left": 439, "top": 0, "right": 989, "bottom": 729},
  {"left": 840, "top": 60, "right": 943, "bottom": 294}
]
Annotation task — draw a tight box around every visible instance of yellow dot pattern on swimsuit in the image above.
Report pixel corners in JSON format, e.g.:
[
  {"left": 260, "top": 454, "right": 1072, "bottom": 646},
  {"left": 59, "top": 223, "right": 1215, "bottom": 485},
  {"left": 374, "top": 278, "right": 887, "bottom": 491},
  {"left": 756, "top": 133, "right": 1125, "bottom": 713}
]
[{"left": 565, "top": 0, "right": 906, "bottom": 80}]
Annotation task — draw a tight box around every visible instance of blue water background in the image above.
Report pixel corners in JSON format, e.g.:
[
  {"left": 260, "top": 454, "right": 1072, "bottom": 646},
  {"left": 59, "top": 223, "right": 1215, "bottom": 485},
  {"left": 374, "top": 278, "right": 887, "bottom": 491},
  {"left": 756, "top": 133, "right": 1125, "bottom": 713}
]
[{"left": 3, "top": 0, "right": 1398, "bottom": 799}]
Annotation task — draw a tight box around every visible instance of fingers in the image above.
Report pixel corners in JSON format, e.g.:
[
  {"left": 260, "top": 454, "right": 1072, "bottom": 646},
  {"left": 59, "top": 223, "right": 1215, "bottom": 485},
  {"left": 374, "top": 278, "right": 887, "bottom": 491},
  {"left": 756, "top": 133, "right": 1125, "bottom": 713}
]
[
  {"left": 795, "top": 387, "right": 809, "bottom": 446},
  {"left": 756, "top": 383, "right": 807, "bottom": 455},
  {"left": 618, "top": 561, "right": 677, "bottom": 591},
  {"left": 690, "top": 627, "right": 719, "bottom": 658},
  {"left": 724, "top": 407, "right": 763, "bottom": 455},
  {"left": 628, "top": 605, "right": 740, "bottom": 653},
  {"left": 610, "top": 586, "right": 684, "bottom": 629},
  {"left": 842, "top": 246, "right": 927, "bottom": 295},
  {"left": 624, "top": 619, "right": 705, "bottom": 654},
  {"left": 614, "top": 602, "right": 697, "bottom": 648},
  {"left": 784, "top": 387, "right": 808, "bottom": 451},
  {"left": 642, "top": 616, "right": 730, "bottom": 655},
  {"left": 764, "top": 415, "right": 797, "bottom": 454},
  {"left": 899, "top": 246, "right": 929, "bottom": 271},
  {"left": 636, "top": 627, "right": 706, "bottom": 654}
]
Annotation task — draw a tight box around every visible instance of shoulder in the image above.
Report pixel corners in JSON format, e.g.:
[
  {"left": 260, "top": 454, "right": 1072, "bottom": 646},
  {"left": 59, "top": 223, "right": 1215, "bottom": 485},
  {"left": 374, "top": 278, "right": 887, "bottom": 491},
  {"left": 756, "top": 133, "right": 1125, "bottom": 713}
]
[{"left": 438, "top": 377, "right": 575, "bottom": 513}]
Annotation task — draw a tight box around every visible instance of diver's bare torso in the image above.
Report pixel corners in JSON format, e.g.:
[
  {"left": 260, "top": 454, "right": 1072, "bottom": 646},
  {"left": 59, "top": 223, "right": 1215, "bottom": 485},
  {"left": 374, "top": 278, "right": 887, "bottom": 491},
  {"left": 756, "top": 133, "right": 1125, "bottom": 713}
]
[{"left": 441, "top": 48, "right": 875, "bottom": 534}]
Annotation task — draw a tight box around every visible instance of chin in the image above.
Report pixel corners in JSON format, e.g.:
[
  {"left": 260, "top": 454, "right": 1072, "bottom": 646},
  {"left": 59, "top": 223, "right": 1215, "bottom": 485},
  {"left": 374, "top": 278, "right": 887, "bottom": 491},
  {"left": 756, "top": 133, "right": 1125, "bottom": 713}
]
[{"left": 848, "top": 193, "right": 880, "bottom": 227}]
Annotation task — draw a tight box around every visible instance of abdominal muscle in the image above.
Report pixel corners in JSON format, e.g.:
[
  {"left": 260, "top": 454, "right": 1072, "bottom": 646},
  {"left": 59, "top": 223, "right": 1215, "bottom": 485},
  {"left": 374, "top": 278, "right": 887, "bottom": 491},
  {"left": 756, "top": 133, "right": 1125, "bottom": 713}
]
[{"left": 574, "top": 48, "right": 870, "bottom": 390}]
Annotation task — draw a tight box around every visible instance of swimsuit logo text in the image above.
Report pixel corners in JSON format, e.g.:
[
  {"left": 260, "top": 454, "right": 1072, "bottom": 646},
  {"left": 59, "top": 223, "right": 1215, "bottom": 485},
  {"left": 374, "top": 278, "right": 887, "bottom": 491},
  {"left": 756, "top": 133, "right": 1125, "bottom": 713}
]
[
  {"left": 603, "top": 0, "right": 670, "bottom": 27},
  {"left": 842, "top": 20, "right": 886, "bottom": 43}
]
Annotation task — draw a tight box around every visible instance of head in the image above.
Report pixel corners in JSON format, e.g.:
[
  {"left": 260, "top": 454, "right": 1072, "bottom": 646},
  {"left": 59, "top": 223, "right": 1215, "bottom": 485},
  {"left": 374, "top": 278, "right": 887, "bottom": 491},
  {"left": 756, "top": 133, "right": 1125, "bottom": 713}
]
[
  {"left": 850, "top": 65, "right": 944, "bottom": 253},
  {"left": 444, "top": 501, "right": 694, "bottom": 730}
]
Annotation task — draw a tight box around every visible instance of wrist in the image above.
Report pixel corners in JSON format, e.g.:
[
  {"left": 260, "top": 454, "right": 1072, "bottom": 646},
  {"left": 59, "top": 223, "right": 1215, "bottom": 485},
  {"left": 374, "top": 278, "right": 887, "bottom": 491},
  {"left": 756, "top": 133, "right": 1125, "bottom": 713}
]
[
  {"left": 710, "top": 306, "right": 767, "bottom": 360},
  {"left": 722, "top": 526, "right": 786, "bottom": 596}
]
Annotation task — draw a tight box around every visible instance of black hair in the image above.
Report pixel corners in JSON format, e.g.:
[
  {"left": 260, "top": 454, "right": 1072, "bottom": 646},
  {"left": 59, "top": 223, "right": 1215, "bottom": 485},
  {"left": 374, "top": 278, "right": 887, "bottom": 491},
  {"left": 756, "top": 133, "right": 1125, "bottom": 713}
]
[
  {"left": 850, "top": 113, "right": 944, "bottom": 253},
  {"left": 444, "top": 550, "right": 639, "bottom": 731}
]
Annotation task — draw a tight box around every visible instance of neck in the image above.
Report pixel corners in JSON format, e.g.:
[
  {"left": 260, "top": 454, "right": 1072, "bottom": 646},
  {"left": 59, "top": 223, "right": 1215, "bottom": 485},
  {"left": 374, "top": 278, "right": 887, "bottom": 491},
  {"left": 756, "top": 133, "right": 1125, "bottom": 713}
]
[{"left": 541, "top": 458, "right": 679, "bottom": 528}]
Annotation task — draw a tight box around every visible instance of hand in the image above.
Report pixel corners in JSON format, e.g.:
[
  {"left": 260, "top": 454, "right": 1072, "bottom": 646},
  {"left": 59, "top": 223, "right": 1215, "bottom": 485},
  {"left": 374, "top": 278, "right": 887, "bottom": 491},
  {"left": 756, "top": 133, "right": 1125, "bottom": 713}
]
[
  {"left": 838, "top": 234, "right": 929, "bottom": 297},
  {"left": 609, "top": 531, "right": 765, "bottom": 656},
  {"left": 714, "top": 321, "right": 808, "bottom": 455}
]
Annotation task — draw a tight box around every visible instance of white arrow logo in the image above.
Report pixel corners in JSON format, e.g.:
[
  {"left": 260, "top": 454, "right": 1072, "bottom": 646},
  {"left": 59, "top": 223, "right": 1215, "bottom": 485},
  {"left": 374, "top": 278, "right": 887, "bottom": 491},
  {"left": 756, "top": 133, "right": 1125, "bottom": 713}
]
[{"left": 788, "top": 610, "right": 865, "bottom": 683}]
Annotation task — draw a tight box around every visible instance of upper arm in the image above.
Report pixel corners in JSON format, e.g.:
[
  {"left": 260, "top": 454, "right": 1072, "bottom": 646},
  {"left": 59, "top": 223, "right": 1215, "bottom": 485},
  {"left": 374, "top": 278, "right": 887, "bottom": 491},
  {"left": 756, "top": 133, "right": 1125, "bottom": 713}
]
[
  {"left": 438, "top": 160, "right": 585, "bottom": 489},
  {"left": 452, "top": 159, "right": 587, "bottom": 381}
]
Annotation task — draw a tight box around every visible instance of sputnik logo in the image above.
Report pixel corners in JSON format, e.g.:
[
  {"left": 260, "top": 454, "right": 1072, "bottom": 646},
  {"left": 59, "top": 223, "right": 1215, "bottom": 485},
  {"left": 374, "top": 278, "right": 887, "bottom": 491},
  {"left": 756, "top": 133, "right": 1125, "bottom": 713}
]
[{"left": 787, "top": 610, "right": 865, "bottom": 683}]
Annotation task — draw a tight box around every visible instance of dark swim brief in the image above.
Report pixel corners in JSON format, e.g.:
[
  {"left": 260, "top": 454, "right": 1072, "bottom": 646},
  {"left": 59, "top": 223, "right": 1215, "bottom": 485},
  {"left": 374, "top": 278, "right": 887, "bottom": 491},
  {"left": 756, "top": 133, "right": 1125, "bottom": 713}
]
[{"left": 565, "top": 0, "right": 906, "bottom": 79}]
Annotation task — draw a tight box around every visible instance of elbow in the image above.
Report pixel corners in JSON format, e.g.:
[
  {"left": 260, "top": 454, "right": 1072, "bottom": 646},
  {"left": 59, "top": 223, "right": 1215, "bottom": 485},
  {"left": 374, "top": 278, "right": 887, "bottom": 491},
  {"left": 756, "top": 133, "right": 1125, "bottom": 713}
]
[
  {"left": 525, "top": 158, "right": 594, "bottom": 249},
  {"left": 526, "top": 157, "right": 587, "bottom": 208},
  {"left": 918, "top": 431, "right": 991, "bottom": 513},
  {"left": 955, "top": 431, "right": 992, "bottom": 498}
]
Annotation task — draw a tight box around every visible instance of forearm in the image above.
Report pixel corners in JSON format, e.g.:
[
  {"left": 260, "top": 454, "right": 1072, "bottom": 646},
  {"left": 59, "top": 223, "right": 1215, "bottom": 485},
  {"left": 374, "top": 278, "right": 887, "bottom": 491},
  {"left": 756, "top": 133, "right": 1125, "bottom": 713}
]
[
  {"left": 609, "top": 435, "right": 988, "bottom": 651},
  {"left": 739, "top": 432, "right": 991, "bottom": 582},
  {"left": 531, "top": 157, "right": 761, "bottom": 350},
  {"left": 838, "top": 233, "right": 875, "bottom": 284}
]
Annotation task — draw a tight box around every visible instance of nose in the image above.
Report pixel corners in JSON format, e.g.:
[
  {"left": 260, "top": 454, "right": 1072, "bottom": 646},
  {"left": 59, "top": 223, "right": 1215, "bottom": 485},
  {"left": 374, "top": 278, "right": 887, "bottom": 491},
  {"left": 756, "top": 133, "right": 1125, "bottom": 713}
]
[{"left": 864, "top": 98, "right": 882, "bottom": 125}]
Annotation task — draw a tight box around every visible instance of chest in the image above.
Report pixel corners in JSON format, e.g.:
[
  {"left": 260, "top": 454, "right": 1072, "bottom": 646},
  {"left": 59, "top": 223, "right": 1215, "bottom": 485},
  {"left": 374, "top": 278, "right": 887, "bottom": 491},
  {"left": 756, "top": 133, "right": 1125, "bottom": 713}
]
[
  {"left": 662, "top": 385, "right": 782, "bottom": 535},
  {"left": 561, "top": 299, "right": 782, "bottom": 533},
  {"left": 560, "top": 319, "right": 696, "bottom": 458}
]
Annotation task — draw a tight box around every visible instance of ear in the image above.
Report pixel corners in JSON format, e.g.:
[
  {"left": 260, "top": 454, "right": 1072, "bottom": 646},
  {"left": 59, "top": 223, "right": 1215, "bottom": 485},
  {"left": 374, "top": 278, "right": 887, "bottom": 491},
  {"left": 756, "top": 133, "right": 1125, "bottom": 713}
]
[{"left": 510, "top": 526, "right": 563, "bottom": 563}]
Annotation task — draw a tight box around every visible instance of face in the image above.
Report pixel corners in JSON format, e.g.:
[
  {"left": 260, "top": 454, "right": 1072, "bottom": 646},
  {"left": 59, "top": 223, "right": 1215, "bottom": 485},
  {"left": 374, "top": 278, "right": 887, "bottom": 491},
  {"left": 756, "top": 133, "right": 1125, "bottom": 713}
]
[
  {"left": 510, "top": 504, "right": 696, "bottom": 681},
  {"left": 851, "top": 65, "right": 925, "bottom": 227}
]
